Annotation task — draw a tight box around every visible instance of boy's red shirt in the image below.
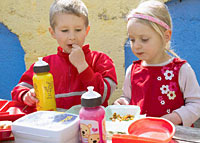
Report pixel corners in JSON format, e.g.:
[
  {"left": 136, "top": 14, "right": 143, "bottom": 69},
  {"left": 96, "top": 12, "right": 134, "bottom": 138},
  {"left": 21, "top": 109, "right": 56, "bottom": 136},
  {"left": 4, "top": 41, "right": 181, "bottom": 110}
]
[{"left": 11, "top": 44, "right": 117, "bottom": 109}]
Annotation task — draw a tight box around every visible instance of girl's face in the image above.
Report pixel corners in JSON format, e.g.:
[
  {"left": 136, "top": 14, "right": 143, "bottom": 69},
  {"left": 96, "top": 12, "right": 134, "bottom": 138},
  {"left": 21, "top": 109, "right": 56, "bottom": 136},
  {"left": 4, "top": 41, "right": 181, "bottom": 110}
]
[
  {"left": 49, "top": 13, "right": 89, "bottom": 54},
  {"left": 127, "top": 19, "right": 169, "bottom": 64}
]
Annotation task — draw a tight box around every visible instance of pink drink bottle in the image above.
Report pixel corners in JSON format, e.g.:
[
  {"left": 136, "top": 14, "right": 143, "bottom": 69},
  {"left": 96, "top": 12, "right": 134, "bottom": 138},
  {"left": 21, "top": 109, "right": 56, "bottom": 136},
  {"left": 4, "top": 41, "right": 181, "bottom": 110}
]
[{"left": 79, "top": 86, "right": 106, "bottom": 143}]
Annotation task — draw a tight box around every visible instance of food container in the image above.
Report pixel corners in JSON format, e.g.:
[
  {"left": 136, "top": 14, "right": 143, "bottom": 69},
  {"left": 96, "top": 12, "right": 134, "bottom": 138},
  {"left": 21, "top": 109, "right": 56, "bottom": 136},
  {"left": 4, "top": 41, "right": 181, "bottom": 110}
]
[
  {"left": 105, "top": 105, "right": 142, "bottom": 134},
  {"left": 0, "top": 100, "right": 35, "bottom": 121},
  {"left": 0, "top": 128, "right": 13, "bottom": 141},
  {"left": 112, "top": 117, "right": 175, "bottom": 143},
  {"left": 12, "top": 111, "right": 80, "bottom": 143},
  {"left": 0, "top": 100, "right": 34, "bottom": 141}
]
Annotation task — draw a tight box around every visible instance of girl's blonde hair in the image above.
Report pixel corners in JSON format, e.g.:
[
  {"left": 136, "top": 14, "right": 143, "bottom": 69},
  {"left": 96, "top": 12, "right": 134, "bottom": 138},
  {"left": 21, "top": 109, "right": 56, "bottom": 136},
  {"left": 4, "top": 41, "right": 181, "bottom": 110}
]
[
  {"left": 49, "top": 0, "right": 89, "bottom": 30},
  {"left": 127, "top": 0, "right": 179, "bottom": 58}
]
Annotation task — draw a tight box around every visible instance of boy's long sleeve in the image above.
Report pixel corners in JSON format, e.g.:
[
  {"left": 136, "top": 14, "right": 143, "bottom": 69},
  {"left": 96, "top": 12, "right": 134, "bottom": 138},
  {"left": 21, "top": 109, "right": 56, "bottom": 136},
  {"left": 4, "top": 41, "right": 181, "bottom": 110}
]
[
  {"left": 11, "top": 44, "right": 117, "bottom": 109},
  {"left": 78, "top": 56, "right": 117, "bottom": 106},
  {"left": 11, "top": 64, "right": 34, "bottom": 104}
]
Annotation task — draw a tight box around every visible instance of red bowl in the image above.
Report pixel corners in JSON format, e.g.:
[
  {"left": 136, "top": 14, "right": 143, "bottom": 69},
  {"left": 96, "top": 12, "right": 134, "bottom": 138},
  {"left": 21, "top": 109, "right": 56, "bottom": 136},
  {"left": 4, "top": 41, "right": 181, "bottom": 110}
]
[
  {"left": 112, "top": 117, "right": 175, "bottom": 143},
  {"left": 128, "top": 117, "right": 175, "bottom": 143}
]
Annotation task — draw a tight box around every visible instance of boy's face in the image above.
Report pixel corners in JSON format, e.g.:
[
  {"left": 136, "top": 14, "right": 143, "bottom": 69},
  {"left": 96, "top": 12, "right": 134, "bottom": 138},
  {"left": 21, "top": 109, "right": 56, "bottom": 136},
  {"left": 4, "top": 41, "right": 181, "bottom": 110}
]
[{"left": 49, "top": 13, "right": 89, "bottom": 54}]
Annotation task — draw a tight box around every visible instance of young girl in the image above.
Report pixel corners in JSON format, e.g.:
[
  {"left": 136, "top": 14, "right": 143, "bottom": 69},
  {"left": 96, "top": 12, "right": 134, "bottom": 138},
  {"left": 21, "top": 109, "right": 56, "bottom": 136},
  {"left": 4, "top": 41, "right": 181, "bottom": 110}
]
[{"left": 114, "top": 0, "right": 200, "bottom": 127}]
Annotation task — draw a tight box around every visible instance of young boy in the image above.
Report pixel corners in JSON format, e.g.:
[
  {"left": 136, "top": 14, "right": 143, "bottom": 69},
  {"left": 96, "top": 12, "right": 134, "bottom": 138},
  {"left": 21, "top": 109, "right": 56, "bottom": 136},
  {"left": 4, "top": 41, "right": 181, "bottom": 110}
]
[{"left": 11, "top": 0, "right": 117, "bottom": 110}]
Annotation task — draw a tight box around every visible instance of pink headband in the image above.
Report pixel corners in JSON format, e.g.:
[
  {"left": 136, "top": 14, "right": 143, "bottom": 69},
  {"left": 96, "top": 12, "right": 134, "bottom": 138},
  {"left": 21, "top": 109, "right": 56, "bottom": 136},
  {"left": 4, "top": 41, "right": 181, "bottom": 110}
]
[{"left": 128, "top": 14, "right": 170, "bottom": 30}]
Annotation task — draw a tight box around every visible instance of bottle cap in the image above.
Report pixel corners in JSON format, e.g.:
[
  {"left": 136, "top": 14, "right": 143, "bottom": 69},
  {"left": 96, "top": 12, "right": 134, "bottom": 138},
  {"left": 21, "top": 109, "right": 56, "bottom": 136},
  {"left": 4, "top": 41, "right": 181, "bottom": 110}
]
[
  {"left": 33, "top": 57, "right": 50, "bottom": 73},
  {"left": 81, "top": 86, "right": 102, "bottom": 107}
]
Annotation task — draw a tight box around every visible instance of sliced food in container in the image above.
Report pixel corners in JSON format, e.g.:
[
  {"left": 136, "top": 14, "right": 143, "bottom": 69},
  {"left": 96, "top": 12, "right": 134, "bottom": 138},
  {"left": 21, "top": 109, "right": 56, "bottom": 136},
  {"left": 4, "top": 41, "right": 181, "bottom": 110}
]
[
  {"left": 0, "top": 120, "right": 13, "bottom": 141},
  {"left": 0, "top": 100, "right": 35, "bottom": 141},
  {"left": 105, "top": 105, "right": 142, "bottom": 135}
]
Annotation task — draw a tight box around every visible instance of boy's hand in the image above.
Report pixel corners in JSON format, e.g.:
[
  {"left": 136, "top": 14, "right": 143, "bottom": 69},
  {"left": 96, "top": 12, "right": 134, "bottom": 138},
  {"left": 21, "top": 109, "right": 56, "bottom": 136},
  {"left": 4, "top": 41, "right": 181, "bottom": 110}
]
[
  {"left": 69, "top": 44, "right": 88, "bottom": 73},
  {"left": 113, "top": 98, "right": 129, "bottom": 105},
  {"left": 22, "top": 88, "right": 38, "bottom": 106}
]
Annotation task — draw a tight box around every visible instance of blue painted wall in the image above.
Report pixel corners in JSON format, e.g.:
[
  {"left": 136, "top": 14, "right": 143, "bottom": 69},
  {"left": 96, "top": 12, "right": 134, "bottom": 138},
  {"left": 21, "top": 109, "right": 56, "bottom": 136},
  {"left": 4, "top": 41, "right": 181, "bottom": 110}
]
[
  {"left": 0, "top": 23, "right": 25, "bottom": 100},
  {"left": 124, "top": 0, "right": 200, "bottom": 84}
]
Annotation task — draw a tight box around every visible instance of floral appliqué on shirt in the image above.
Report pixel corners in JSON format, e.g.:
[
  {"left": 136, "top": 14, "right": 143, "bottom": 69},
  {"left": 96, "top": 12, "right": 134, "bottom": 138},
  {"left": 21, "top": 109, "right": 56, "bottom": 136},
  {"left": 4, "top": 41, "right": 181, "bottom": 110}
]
[
  {"left": 158, "top": 67, "right": 178, "bottom": 106},
  {"left": 158, "top": 96, "right": 165, "bottom": 105},
  {"left": 169, "top": 82, "right": 178, "bottom": 91},
  {"left": 167, "top": 91, "right": 176, "bottom": 100},
  {"left": 161, "top": 100, "right": 165, "bottom": 105},
  {"left": 164, "top": 70, "right": 174, "bottom": 80},
  {"left": 157, "top": 76, "right": 162, "bottom": 81},
  {"left": 160, "top": 85, "right": 169, "bottom": 94}
]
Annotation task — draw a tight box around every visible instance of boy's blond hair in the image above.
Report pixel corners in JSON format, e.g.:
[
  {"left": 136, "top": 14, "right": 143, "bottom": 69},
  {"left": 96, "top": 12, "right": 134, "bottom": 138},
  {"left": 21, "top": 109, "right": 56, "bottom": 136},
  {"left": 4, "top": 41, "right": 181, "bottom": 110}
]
[
  {"left": 49, "top": 0, "right": 89, "bottom": 29},
  {"left": 128, "top": 0, "right": 179, "bottom": 58}
]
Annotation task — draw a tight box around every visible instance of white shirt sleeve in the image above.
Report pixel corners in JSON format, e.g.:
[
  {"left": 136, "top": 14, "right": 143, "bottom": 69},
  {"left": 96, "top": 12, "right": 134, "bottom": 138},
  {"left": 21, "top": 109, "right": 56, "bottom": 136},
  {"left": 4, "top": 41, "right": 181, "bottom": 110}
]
[
  {"left": 173, "top": 63, "right": 200, "bottom": 126},
  {"left": 120, "top": 64, "right": 132, "bottom": 103}
]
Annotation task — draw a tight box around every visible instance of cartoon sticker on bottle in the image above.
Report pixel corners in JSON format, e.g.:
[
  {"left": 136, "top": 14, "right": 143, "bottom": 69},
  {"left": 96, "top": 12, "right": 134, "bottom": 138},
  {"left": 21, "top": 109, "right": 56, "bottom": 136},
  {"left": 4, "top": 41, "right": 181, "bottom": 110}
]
[{"left": 80, "top": 119, "right": 106, "bottom": 143}]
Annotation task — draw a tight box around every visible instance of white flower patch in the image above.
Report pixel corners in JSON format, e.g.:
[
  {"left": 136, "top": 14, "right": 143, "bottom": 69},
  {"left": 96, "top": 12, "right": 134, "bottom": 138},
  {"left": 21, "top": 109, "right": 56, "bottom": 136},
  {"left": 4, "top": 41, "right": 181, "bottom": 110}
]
[
  {"left": 157, "top": 76, "right": 162, "bottom": 81},
  {"left": 160, "top": 100, "right": 165, "bottom": 105},
  {"left": 167, "top": 109, "right": 170, "bottom": 114},
  {"left": 167, "top": 91, "right": 176, "bottom": 100},
  {"left": 160, "top": 85, "right": 169, "bottom": 94},
  {"left": 164, "top": 70, "right": 174, "bottom": 80}
]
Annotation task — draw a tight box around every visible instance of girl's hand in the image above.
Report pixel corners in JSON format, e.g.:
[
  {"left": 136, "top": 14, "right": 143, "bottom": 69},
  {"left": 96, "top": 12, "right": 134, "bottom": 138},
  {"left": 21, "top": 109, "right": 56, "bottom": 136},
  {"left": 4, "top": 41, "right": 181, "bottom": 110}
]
[
  {"left": 69, "top": 44, "right": 88, "bottom": 73},
  {"left": 22, "top": 88, "right": 38, "bottom": 106},
  {"left": 113, "top": 98, "right": 129, "bottom": 105},
  {"left": 161, "top": 112, "right": 182, "bottom": 125}
]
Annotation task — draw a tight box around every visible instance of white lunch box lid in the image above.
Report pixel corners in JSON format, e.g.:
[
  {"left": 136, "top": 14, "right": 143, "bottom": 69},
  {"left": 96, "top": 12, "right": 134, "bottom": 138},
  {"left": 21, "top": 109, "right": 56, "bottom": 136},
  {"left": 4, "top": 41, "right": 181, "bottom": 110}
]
[{"left": 12, "top": 111, "right": 79, "bottom": 142}]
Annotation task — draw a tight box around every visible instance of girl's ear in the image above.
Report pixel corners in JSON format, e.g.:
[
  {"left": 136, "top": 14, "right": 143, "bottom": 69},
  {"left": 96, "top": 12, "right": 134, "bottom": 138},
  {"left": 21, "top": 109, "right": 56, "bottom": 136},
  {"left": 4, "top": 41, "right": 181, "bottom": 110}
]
[
  {"left": 86, "top": 25, "right": 90, "bottom": 36},
  {"left": 164, "top": 29, "right": 172, "bottom": 42},
  {"left": 49, "top": 27, "right": 56, "bottom": 39}
]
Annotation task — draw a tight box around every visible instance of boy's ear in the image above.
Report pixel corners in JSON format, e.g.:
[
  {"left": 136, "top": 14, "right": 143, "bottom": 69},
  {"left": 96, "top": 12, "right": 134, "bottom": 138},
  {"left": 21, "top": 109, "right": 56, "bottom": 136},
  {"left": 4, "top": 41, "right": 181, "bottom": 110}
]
[
  {"left": 86, "top": 26, "right": 90, "bottom": 36},
  {"left": 49, "top": 27, "right": 56, "bottom": 39},
  {"left": 164, "top": 29, "right": 172, "bottom": 42}
]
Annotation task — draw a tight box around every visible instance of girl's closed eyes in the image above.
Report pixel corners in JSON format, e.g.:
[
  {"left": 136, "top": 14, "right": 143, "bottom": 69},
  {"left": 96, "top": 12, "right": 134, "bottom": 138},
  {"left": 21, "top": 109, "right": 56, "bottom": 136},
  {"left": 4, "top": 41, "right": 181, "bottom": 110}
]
[
  {"left": 61, "top": 29, "right": 68, "bottom": 32},
  {"left": 75, "top": 28, "right": 82, "bottom": 32},
  {"left": 129, "top": 38, "right": 149, "bottom": 43}
]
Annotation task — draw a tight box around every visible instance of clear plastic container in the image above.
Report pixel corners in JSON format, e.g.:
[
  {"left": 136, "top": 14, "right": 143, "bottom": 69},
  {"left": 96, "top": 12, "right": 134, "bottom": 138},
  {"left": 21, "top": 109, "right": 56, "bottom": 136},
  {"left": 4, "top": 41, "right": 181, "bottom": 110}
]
[
  {"left": 12, "top": 111, "right": 80, "bottom": 143},
  {"left": 105, "top": 105, "right": 141, "bottom": 134}
]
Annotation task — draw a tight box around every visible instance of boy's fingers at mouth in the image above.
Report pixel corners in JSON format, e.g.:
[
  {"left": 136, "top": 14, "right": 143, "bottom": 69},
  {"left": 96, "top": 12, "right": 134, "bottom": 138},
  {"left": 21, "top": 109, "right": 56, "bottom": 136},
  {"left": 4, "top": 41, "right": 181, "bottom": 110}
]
[{"left": 72, "top": 44, "right": 80, "bottom": 49}]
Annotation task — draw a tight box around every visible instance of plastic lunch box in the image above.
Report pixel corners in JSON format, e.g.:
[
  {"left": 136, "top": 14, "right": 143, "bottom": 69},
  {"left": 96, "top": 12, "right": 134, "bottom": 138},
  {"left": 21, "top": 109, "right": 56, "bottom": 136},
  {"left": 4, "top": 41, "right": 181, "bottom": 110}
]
[
  {"left": 105, "top": 105, "right": 142, "bottom": 134},
  {"left": 12, "top": 111, "right": 80, "bottom": 143}
]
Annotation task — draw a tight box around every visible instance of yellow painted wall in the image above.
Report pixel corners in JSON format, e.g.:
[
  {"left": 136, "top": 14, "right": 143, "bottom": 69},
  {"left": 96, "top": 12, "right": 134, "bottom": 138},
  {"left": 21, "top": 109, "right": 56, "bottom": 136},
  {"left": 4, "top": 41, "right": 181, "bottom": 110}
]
[{"left": 0, "top": 0, "right": 168, "bottom": 104}]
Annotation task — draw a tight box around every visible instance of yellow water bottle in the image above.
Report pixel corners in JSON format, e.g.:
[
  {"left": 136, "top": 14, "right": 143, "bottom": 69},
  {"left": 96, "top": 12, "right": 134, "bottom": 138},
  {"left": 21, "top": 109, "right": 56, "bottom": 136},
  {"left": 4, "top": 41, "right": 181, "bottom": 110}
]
[{"left": 33, "top": 57, "right": 56, "bottom": 111}]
